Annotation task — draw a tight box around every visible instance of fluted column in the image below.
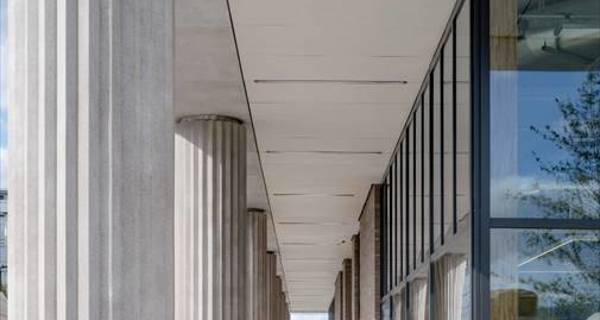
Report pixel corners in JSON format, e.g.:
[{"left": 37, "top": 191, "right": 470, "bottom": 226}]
[
  {"left": 8, "top": 0, "right": 174, "bottom": 319},
  {"left": 274, "top": 276, "right": 283, "bottom": 320},
  {"left": 247, "top": 208, "right": 268, "bottom": 320},
  {"left": 174, "top": 115, "right": 247, "bottom": 320},
  {"left": 266, "top": 252, "right": 277, "bottom": 320}
]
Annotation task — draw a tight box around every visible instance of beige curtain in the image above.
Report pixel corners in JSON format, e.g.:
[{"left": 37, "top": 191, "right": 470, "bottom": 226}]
[
  {"left": 394, "top": 291, "right": 405, "bottom": 320},
  {"left": 410, "top": 279, "right": 428, "bottom": 320},
  {"left": 433, "top": 254, "right": 467, "bottom": 320}
]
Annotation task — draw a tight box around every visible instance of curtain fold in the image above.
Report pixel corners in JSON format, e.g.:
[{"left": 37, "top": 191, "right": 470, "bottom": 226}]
[
  {"left": 410, "top": 279, "right": 428, "bottom": 320},
  {"left": 394, "top": 291, "right": 405, "bottom": 320},
  {"left": 433, "top": 254, "right": 468, "bottom": 320}
]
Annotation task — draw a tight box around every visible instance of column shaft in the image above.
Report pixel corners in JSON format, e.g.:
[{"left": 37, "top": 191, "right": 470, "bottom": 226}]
[
  {"left": 247, "top": 210, "right": 268, "bottom": 320},
  {"left": 266, "top": 252, "right": 277, "bottom": 320},
  {"left": 174, "top": 116, "right": 247, "bottom": 320},
  {"left": 8, "top": 0, "right": 174, "bottom": 319}
]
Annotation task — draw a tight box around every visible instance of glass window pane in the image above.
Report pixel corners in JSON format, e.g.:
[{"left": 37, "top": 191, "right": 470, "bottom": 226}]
[
  {"left": 403, "top": 141, "right": 409, "bottom": 277},
  {"left": 443, "top": 35, "right": 455, "bottom": 239},
  {"left": 382, "top": 299, "right": 393, "bottom": 320},
  {"left": 456, "top": 1, "right": 471, "bottom": 227},
  {"left": 491, "top": 229, "right": 600, "bottom": 319},
  {"left": 433, "top": 62, "right": 442, "bottom": 249},
  {"left": 408, "top": 123, "right": 415, "bottom": 271},
  {"left": 423, "top": 86, "right": 431, "bottom": 256},
  {"left": 394, "top": 153, "right": 404, "bottom": 279},
  {"left": 386, "top": 174, "right": 391, "bottom": 292},
  {"left": 416, "top": 107, "right": 423, "bottom": 266},
  {"left": 405, "top": 135, "right": 411, "bottom": 276},
  {"left": 490, "top": 0, "right": 600, "bottom": 219}
]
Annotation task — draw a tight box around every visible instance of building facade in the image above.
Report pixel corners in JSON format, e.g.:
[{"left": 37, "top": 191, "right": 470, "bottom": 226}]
[
  {"left": 4, "top": 0, "right": 600, "bottom": 319},
  {"left": 376, "top": 0, "right": 600, "bottom": 319}
]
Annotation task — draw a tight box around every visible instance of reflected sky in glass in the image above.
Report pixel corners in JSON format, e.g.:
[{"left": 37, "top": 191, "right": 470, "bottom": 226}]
[{"left": 0, "top": 0, "right": 6, "bottom": 190}]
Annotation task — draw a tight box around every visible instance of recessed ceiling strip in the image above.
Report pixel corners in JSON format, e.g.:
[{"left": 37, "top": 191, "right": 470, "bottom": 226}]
[{"left": 265, "top": 150, "right": 383, "bottom": 155}]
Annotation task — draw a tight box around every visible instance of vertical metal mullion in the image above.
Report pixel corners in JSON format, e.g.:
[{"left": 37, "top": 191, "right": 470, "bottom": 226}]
[
  {"left": 380, "top": 178, "right": 386, "bottom": 298},
  {"left": 392, "top": 158, "right": 397, "bottom": 287},
  {"left": 393, "top": 155, "right": 401, "bottom": 285},
  {"left": 421, "top": 96, "right": 425, "bottom": 263},
  {"left": 390, "top": 162, "right": 394, "bottom": 291},
  {"left": 440, "top": 45, "right": 446, "bottom": 246},
  {"left": 399, "top": 143, "right": 404, "bottom": 281},
  {"left": 453, "top": 19, "right": 458, "bottom": 235},
  {"left": 405, "top": 129, "right": 410, "bottom": 278},
  {"left": 387, "top": 174, "right": 392, "bottom": 293},
  {"left": 412, "top": 118, "right": 417, "bottom": 271},
  {"left": 429, "top": 73, "right": 435, "bottom": 255},
  {"left": 473, "top": 0, "right": 491, "bottom": 318}
]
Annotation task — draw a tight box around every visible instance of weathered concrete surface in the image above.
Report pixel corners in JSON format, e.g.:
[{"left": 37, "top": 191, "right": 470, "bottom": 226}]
[
  {"left": 174, "top": 116, "right": 247, "bottom": 320},
  {"left": 247, "top": 209, "right": 268, "bottom": 320},
  {"left": 8, "top": 0, "right": 174, "bottom": 319}
]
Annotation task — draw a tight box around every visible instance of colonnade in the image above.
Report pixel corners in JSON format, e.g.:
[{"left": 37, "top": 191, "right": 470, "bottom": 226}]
[{"left": 7, "top": 1, "right": 291, "bottom": 319}]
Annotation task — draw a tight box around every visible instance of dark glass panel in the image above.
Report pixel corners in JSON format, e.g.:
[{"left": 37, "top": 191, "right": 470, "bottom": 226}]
[
  {"left": 433, "top": 62, "right": 443, "bottom": 249},
  {"left": 416, "top": 106, "right": 423, "bottom": 266}
]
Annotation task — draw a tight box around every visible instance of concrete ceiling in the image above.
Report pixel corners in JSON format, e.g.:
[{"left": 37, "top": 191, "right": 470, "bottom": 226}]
[{"left": 175, "top": 0, "right": 457, "bottom": 312}]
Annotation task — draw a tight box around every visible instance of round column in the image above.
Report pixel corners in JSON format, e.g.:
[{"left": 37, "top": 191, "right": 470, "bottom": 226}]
[
  {"left": 266, "top": 252, "right": 277, "bottom": 320},
  {"left": 247, "top": 208, "right": 268, "bottom": 320},
  {"left": 175, "top": 115, "right": 247, "bottom": 320}
]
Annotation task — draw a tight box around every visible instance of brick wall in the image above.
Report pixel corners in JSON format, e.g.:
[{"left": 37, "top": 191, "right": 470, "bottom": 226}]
[{"left": 358, "top": 185, "right": 381, "bottom": 320}]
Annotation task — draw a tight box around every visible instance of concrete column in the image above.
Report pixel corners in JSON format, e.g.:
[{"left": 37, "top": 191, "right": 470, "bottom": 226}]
[
  {"left": 274, "top": 276, "right": 283, "bottom": 320},
  {"left": 8, "top": 1, "right": 174, "bottom": 319},
  {"left": 351, "top": 235, "right": 360, "bottom": 320},
  {"left": 247, "top": 208, "right": 268, "bottom": 320},
  {"left": 266, "top": 252, "right": 277, "bottom": 320},
  {"left": 342, "top": 259, "right": 353, "bottom": 320},
  {"left": 174, "top": 115, "right": 247, "bottom": 320},
  {"left": 279, "top": 291, "right": 285, "bottom": 320}
]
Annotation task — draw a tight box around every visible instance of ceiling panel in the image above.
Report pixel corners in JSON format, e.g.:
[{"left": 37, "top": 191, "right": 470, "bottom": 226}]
[{"left": 229, "top": 0, "right": 457, "bottom": 312}]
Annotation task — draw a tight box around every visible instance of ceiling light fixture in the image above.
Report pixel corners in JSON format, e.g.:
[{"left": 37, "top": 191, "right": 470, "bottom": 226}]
[
  {"left": 253, "top": 79, "right": 408, "bottom": 85},
  {"left": 272, "top": 193, "right": 355, "bottom": 197},
  {"left": 278, "top": 221, "right": 352, "bottom": 226},
  {"left": 265, "top": 150, "right": 383, "bottom": 155}
]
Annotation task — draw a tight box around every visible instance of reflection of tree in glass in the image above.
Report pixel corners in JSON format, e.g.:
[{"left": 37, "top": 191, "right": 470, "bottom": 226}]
[
  {"left": 521, "top": 232, "right": 600, "bottom": 319},
  {"left": 520, "top": 72, "right": 600, "bottom": 319},
  {"left": 526, "top": 71, "right": 600, "bottom": 220}
]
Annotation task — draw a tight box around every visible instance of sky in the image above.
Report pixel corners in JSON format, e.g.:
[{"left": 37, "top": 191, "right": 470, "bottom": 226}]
[
  {"left": 291, "top": 313, "right": 328, "bottom": 320},
  {"left": 0, "top": 0, "right": 6, "bottom": 190}
]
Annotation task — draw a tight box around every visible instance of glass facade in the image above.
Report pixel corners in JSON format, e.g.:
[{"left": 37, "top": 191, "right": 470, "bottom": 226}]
[
  {"left": 486, "top": 0, "right": 600, "bottom": 319},
  {"left": 490, "top": 0, "right": 600, "bottom": 220},
  {"left": 380, "top": 1, "right": 472, "bottom": 319},
  {"left": 490, "top": 229, "right": 600, "bottom": 319}
]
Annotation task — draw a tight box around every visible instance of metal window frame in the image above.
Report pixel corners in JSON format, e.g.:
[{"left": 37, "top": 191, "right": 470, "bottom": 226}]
[
  {"left": 470, "top": 2, "right": 600, "bottom": 319},
  {"left": 379, "top": 0, "right": 471, "bottom": 315}
]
